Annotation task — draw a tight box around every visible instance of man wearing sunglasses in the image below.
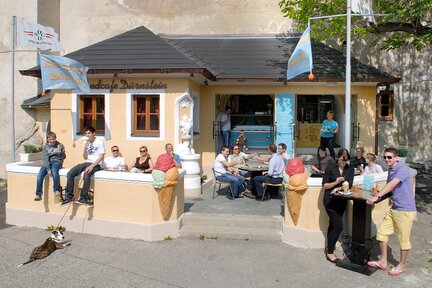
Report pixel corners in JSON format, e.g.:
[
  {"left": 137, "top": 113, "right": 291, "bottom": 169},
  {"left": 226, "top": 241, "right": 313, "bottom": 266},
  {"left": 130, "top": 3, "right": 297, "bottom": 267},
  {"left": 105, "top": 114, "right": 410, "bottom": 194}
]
[
  {"left": 105, "top": 146, "right": 126, "bottom": 171},
  {"left": 366, "top": 147, "right": 416, "bottom": 276}
]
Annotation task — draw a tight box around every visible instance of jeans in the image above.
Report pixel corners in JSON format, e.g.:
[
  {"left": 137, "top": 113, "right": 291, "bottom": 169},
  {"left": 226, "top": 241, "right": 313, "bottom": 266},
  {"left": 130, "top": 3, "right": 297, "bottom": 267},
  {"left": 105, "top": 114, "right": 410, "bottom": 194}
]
[
  {"left": 222, "top": 130, "right": 231, "bottom": 148},
  {"left": 216, "top": 173, "right": 244, "bottom": 197},
  {"left": 35, "top": 161, "right": 62, "bottom": 196},
  {"left": 254, "top": 176, "right": 283, "bottom": 197},
  {"left": 65, "top": 162, "right": 102, "bottom": 200}
]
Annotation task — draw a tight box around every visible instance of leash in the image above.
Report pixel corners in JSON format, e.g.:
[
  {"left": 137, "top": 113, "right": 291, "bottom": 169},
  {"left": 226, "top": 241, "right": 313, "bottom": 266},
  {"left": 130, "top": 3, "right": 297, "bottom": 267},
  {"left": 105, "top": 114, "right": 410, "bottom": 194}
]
[{"left": 55, "top": 177, "right": 84, "bottom": 230}]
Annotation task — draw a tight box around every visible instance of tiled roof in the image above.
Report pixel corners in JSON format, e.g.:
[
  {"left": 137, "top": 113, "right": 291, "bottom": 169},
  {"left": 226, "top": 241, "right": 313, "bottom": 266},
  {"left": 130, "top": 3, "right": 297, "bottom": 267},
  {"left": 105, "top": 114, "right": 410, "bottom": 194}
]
[{"left": 20, "top": 26, "right": 399, "bottom": 83}]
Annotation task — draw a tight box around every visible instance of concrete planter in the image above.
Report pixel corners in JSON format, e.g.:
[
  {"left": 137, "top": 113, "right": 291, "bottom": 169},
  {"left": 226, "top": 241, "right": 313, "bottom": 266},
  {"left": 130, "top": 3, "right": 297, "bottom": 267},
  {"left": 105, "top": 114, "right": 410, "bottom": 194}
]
[{"left": 20, "top": 151, "right": 42, "bottom": 162}]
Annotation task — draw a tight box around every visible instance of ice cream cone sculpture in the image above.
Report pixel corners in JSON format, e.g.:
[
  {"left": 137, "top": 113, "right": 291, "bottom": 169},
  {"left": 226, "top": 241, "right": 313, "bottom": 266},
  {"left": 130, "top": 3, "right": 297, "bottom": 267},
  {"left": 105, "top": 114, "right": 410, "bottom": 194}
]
[
  {"left": 284, "top": 158, "right": 308, "bottom": 226},
  {"left": 152, "top": 153, "right": 179, "bottom": 221}
]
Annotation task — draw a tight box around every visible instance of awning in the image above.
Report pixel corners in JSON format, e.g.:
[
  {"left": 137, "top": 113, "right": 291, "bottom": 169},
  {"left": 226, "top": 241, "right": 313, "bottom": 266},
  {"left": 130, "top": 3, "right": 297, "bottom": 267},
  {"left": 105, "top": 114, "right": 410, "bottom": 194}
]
[{"left": 21, "top": 94, "right": 51, "bottom": 109}]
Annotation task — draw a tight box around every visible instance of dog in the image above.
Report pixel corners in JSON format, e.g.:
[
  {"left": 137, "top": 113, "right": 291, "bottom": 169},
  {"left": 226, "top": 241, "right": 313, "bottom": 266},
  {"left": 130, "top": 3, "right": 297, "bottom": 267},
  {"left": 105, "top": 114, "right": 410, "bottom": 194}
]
[{"left": 18, "top": 229, "right": 71, "bottom": 267}]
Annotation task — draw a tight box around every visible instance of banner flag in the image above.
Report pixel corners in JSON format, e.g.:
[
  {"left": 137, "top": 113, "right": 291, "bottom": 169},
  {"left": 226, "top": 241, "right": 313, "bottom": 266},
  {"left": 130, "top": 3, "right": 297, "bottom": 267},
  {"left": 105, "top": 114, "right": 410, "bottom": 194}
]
[
  {"left": 40, "top": 54, "right": 90, "bottom": 93},
  {"left": 352, "top": 0, "right": 375, "bottom": 23},
  {"left": 287, "top": 25, "right": 313, "bottom": 80},
  {"left": 17, "top": 18, "right": 64, "bottom": 51}
]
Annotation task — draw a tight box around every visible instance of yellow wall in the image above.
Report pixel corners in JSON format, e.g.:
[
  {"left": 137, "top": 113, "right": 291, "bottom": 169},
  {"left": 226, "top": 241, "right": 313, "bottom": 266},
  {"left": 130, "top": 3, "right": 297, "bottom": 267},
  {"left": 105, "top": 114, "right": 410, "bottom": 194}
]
[{"left": 42, "top": 77, "right": 377, "bottom": 169}]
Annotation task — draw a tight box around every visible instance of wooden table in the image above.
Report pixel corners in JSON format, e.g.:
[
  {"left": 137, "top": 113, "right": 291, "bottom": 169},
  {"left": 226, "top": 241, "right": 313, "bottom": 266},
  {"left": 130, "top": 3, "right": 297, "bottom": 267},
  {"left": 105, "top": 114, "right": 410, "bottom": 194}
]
[{"left": 331, "top": 188, "right": 391, "bottom": 275}]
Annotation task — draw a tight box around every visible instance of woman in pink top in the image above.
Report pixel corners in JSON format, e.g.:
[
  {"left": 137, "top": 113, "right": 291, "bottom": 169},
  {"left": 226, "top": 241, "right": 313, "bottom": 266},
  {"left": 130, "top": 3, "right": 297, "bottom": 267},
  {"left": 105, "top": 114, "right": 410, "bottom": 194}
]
[{"left": 364, "top": 153, "right": 384, "bottom": 174}]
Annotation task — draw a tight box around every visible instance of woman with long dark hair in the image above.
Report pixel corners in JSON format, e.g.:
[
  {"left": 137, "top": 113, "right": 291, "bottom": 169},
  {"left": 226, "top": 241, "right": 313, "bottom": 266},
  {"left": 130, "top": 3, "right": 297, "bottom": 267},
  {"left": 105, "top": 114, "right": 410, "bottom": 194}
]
[{"left": 322, "top": 148, "right": 354, "bottom": 263}]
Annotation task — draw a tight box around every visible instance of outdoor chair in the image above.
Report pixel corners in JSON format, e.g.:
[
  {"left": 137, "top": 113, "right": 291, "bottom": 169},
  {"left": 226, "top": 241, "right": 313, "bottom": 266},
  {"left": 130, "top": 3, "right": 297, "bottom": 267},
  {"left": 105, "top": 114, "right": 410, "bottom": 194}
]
[
  {"left": 261, "top": 180, "right": 284, "bottom": 201},
  {"left": 212, "top": 168, "right": 231, "bottom": 199}
]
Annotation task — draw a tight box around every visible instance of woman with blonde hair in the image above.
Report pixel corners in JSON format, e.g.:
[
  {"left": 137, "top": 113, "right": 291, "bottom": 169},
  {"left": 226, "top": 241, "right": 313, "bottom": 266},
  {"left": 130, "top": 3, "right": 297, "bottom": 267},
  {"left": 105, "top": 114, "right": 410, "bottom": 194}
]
[
  {"left": 129, "top": 145, "right": 154, "bottom": 173},
  {"left": 364, "top": 153, "right": 384, "bottom": 174}
]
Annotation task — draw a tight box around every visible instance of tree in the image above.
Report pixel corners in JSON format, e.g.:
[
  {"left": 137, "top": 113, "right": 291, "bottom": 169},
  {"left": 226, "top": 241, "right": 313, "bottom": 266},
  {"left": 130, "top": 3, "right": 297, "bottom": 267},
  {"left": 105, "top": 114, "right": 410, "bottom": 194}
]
[{"left": 279, "top": 0, "right": 432, "bottom": 51}]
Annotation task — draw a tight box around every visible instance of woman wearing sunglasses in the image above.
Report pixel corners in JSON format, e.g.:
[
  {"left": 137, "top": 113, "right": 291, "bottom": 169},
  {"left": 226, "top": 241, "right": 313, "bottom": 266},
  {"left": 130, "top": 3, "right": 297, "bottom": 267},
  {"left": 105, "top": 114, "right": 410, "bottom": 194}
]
[
  {"left": 129, "top": 145, "right": 154, "bottom": 173},
  {"left": 322, "top": 148, "right": 354, "bottom": 263}
]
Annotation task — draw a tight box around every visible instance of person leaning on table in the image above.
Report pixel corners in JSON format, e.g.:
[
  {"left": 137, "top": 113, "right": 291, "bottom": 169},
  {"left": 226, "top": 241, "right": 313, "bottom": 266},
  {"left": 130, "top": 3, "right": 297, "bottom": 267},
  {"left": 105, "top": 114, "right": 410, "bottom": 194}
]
[
  {"left": 365, "top": 147, "right": 416, "bottom": 276},
  {"left": 322, "top": 148, "right": 354, "bottom": 263}
]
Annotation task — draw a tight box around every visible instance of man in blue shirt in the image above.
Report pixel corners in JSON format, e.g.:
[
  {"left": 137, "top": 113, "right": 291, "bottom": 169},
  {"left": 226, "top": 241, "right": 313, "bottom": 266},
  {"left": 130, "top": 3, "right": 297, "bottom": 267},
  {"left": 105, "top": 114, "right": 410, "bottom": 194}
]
[
  {"left": 366, "top": 147, "right": 416, "bottom": 276},
  {"left": 254, "top": 144, "right": 285, "bottom": 200}
]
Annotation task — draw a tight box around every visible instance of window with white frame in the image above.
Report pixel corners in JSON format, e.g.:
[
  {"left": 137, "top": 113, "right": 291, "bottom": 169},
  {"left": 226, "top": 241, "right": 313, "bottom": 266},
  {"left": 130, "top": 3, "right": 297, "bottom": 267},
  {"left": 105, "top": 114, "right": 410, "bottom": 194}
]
[{"left": 132, "top": 94, "right": 160, "bottom": 136}]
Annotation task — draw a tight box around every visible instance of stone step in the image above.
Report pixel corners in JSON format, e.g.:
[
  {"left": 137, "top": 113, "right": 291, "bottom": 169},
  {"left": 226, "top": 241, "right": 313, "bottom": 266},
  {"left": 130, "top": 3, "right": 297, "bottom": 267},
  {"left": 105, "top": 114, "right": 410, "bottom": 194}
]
[
  {"left": 179, "top": 224, "right": 282, "bottom": 241},
  {"left": 179, "top": 212, "right": 282, "bottom": 241},
  {"left": 182, "top": 212, "right": 282, "bottom": 229}
]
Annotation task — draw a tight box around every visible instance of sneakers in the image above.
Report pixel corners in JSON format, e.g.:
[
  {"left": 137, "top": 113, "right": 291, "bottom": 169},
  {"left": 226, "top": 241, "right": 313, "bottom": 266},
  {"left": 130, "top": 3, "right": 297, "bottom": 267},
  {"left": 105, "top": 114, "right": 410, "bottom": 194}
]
[
  {"left": 54, "top": 191, "right": 62, "bottom": 204},
  {"left": 60, "top": 197, "right": 74, "bottom": 206},
  {"left": 34, "top": 195, "right": 42, "bottom": 201},
  {"left": 75, "top": 197, "right": 93, "bottom": 206}
]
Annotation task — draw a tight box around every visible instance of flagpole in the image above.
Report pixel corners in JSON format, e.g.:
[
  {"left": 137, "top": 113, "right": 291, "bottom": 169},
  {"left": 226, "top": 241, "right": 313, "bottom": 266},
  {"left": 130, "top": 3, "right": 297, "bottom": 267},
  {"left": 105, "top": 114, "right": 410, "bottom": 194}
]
[
  {"left": 342, "top": 0, "right": 353, "bottom": 254},
  {"left": 11, "top": 16, "right": 16, "bottom": 162}
]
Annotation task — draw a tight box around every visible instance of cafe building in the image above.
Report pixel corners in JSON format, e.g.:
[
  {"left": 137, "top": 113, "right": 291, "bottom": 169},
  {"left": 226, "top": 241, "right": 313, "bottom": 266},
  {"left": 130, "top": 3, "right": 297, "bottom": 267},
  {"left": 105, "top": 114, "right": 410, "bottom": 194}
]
[{"left": 7, "top": 25, "right": 401, "bottom": 244}]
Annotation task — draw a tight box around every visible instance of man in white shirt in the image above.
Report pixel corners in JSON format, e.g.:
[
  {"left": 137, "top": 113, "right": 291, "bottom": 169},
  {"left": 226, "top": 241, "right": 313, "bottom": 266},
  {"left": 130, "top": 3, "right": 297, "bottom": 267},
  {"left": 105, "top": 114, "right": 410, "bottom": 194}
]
[
  {"left": 214, "top": 145, "right": 245, "bottom": 199},
  {"left": 104, "top": 145, "right": 126, "bottom": 171},
  {"left": 278, "top": 143, "right": 291, "bottom": 165},
  {"left": 254, "top": 144, "right": 285, "bottom": 200},
  {"left": 61, "top": 126, "right": 105, "bottom": 206},
  {"left": 217, "top": 106, "right": 232, "bottom": 148}
]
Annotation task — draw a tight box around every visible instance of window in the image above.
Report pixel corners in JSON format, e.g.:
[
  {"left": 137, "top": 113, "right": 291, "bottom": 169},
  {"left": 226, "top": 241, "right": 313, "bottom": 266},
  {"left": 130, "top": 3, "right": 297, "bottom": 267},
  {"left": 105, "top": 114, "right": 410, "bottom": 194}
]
[
  {"left": 80, "top": 95, "right": 105, "bottom": 134},
  {"left": 377, "top": 90, "right": 394, "bottom": 121},
  {"left": 133, "top": 95, "right": 160, "bottom": 136}
]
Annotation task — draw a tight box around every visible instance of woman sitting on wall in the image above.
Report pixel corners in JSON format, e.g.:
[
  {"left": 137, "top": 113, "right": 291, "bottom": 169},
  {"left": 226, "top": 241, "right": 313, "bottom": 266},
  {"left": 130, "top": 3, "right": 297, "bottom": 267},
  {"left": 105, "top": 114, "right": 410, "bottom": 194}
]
[
  {"left": 310, "top": 146, "right": 334, "bottom": 177},
  {"left": 363, "top": 152, "right": 384, "bottom": 174},
  {"left": 322, "top": 148, "right": 354, "bottom": 263},
  {"left": 129, "top": 145, "right": 154, "bottom": 173}
]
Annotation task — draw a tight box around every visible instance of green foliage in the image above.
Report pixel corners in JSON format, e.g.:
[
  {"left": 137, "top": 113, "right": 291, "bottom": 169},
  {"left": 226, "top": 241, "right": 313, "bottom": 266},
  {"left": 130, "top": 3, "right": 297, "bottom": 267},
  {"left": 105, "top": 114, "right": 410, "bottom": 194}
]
[
  {"left": 199, "top": 234, "right": 218, "bottom": 240},
  {"left": 24, "top": 144, "right": 42, "bottom": 153},
  {"left": 199, "top": 234, "right": 205, "bottom": 240},
  {"left": 278, "top": 0, "right": 432, "bottom": 51},
  {"left": 46, "top": 225, "right": 66, "bottom": 232},
  {"left": 164, "top": 235, "right": 173, "bottom": 240},
  {"left": 396, "top": 147, "right": 409, "bottom": 157}
]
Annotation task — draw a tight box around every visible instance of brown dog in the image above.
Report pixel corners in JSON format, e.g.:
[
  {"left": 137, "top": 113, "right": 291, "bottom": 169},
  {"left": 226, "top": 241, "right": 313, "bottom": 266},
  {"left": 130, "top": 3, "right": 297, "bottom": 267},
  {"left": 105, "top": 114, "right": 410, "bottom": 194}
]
[{"left": 18, "top": 230, "right": 71, "bottom": 267}]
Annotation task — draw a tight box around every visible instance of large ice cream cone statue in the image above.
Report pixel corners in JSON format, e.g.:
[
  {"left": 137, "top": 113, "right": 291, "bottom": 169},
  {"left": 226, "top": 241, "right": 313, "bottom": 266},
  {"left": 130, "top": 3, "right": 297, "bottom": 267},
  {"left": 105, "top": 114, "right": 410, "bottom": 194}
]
[
  {"left": 152, "top": 154, "right": 179, "bottom": 221},
  {"left": 284, "top": 158, "right": 308, "bottom": 226},
  {"left": 157, "top": 167, "right": 179, "bottom": 221}
]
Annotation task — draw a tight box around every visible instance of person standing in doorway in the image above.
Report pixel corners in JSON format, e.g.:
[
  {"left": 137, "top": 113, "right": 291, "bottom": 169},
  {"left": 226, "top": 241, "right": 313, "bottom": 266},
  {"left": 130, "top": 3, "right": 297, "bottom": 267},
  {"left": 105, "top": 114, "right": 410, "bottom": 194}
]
[
  {"left": 217, "top": 106, "right": 232, "bottom": 148},
  {"left": 320, "top": 110, "right": 339, "bottom": 159}
]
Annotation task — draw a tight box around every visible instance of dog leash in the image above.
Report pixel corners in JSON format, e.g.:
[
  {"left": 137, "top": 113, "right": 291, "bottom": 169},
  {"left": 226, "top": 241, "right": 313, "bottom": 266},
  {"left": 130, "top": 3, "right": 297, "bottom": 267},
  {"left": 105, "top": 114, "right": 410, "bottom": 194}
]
[{"left": 55, "top": 177, "right": 84, "bottom": 230}]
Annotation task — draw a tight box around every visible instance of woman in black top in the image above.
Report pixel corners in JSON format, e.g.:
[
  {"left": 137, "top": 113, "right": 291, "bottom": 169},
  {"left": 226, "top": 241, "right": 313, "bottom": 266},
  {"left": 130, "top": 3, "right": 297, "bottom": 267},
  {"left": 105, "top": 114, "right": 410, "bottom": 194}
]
[{"left": 322, "top": 148, "right": 354, "bottom": 263}]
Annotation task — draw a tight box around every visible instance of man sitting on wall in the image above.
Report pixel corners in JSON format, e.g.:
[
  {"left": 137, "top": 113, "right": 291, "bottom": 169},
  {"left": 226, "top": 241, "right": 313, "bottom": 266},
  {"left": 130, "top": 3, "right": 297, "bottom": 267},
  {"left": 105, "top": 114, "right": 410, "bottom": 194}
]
[
  {"left": 254, "top": 144, "right": 285, "bottom": 200},
  {"left": 104, "top": 145, "right": 126, "bottom": 171},
  {"left": 165, "top": 143, "right": 182, "bottom": 168},
  {"left": 61, "top": 126, "right": 105, "bottom": 206},
  {"left": 214, "top": 145, "right": 245, "bottom": 200}
]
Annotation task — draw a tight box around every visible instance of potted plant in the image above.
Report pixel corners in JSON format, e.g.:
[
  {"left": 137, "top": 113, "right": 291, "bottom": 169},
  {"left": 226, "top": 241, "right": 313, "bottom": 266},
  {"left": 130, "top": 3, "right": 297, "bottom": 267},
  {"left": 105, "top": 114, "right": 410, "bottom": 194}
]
[
  {"left": 20, "top": 144, "right": 43, "bottom": 162},
  {"left": 396, "top": 146, "right": 409, "bottom": 164}
]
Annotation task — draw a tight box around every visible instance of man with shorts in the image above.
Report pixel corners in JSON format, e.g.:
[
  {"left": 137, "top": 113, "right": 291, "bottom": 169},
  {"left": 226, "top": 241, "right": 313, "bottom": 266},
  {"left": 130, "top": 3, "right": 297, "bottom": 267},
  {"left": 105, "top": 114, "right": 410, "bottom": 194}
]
[{"left": 366, "top": 147, "right": 416, "bottom": 276}]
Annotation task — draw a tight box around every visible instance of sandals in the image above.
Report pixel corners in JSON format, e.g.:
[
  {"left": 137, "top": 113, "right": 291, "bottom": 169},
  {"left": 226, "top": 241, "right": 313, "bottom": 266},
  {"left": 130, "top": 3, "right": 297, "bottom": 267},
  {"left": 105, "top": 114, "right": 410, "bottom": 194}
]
[
  {"left": 367, "top": 261, "right": 387, "bottom": 271},
  {"left": 326, "top": 254, "right": 341, "bottom": 263},
  {"left": 388, "top": 267, "right": 404, "bottom": 276}
]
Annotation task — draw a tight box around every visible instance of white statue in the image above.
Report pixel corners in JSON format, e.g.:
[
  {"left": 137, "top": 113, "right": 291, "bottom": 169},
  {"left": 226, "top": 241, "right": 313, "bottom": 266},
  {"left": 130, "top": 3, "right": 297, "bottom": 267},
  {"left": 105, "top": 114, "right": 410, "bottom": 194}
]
[{"left": 180, "top": 114, "right": 192, "bottom": 139}]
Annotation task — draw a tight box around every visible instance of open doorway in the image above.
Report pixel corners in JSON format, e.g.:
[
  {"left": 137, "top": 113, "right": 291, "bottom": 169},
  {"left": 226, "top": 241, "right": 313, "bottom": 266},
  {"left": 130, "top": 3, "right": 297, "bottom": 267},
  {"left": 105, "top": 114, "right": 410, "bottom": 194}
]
[{"left": 215, "top": 94, "right": 274, "bottom": 152}]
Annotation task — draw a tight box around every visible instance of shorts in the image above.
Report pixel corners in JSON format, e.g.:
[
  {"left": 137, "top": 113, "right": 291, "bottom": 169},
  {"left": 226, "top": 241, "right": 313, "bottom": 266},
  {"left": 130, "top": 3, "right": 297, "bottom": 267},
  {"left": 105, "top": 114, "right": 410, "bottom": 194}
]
[{"left": 376, "top": 209, "right": 416, "bottom": 250}]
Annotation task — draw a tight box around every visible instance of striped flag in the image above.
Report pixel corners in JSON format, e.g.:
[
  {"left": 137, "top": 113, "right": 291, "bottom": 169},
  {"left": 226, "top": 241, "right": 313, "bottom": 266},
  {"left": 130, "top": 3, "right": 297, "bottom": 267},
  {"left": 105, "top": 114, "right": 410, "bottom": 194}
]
[
  {"left": 287, "top": 25, "right": 313, "bottom": 80},
  {"left": 17, "top": 18, "right": 64, "bottom": 51}
]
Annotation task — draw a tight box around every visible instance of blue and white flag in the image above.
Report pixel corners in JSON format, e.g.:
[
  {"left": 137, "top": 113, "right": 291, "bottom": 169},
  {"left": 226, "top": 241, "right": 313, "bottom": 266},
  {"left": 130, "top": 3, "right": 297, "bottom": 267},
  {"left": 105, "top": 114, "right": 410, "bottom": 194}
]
[
  {"left": 17, "top": 18, "right": 64, "bottom": 52},
  {"left": 40, "top": 54, "right": 90, "bottom": 93},
  {"left": 287, "top": 25, "right": 313, "bottom": 80}
]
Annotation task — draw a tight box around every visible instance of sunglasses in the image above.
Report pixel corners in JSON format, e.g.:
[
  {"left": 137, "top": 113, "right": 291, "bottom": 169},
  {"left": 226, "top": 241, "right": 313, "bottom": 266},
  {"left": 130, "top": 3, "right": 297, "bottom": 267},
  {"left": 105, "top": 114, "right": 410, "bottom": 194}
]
[
  {"left": 140, "top": 150, "right": 147, "bottom": 152},
  {"left": 233, "top": 148, "right": 239, "bottom": 150},
  {"left": 112, "top": 149, "right": 119, "bottom": 152},
  {"left": 383, "top": 156, "right": 393, "bottom": 160}
]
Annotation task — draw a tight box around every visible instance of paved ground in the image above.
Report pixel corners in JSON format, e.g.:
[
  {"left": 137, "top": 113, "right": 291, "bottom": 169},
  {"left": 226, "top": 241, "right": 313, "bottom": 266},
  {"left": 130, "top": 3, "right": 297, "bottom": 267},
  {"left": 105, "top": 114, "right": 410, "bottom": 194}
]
[{"left": 0, "top": 172, "right": 431, "bottom": 288}]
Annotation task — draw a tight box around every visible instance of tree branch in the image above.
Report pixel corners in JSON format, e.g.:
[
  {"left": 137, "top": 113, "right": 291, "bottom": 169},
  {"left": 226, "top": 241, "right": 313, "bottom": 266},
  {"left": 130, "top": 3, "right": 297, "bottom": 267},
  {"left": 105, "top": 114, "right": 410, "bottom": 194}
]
[{"left": 371, "top": 22, "right": 431, "bottom": 36}]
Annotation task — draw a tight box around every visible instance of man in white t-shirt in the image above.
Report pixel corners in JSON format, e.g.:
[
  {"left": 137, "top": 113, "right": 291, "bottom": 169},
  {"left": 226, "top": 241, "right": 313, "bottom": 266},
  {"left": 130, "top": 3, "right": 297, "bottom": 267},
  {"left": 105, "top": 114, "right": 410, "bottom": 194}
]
[
  {"left": 217, "top": 106, "right": 232, "bottom": 148},
  {"left": 278, "top": 143, "right": 291, "bottom": 165},
  {"left": 104, "top": 145, "right": 126, "bottom": 171},
  {"left": 61, "top": 126, "right": 105, "bottom": 206},
  {"left": 214, "top": 145, "right": 245, "bottom": 199}
]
